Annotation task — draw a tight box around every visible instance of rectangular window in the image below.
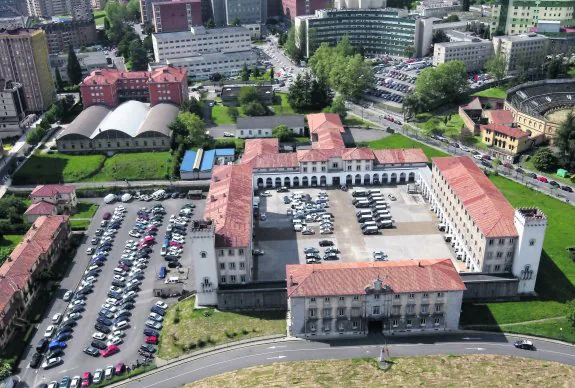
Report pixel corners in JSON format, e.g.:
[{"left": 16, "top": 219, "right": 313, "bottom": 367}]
[
  {"left": 372, "top": 306, "right": 380, "bottom": 315},
  {"left": 353, "top": 296, "right": 359, "bottom": 301},
  {"left": 392, "top": 319, "right": 399, "bottom": 327},
  {"left": 229, "top": 262, "right": 236, "bottom": 270},
  {"left": 324, "top": 297, "right": 330, "bottom": 303},
  {"left": 421, "top": 305, "right": 428, "bottom": 313},
  {"left": 219, "top": 250, "right": 225, "bottom": 256},
  {"left": 220, "top": 276, "right": 226, "bottom": 283},
  {"left": 435, "top": 304, "right": 442, "bottom": 312},
  {"left": 239, "top": 249, "right": 244, "bottom": 255},
  {"left": 437, "top": 292, "right": 444, "bottom": 298},
  {"left": 352, "top": 321, "right": 358, "bottom": 330},
  {"left": 309, "top": 309, "right": 316, "bottom": 317},
  {"left": 394, "top": 294, "right": 401, "bottom": 299},
  {"left": 374, "top": 294, "right": 380, "bottom": 300},
  {"left": 434, "top": 318, "right": 441, "bottom": 325},
  {"left": 421, "top": 318, "right": 427, "bottom": 325},
  {"left": 240, "top": 275, "right": 246, "bottom": 283},
  {"left": 310, "top": 297, "right": 316, "bottom": 303},
  {"left": 494, "top": 264, "right": 501, "bottom": 271},
  {"left": 423, "top": 293, "right": 429, "bottom": 298},
  {"left": 339, "top": 296, "right": 345, "bottom": 301},
  {"left": 230, "top": 275, "right": 236, "bottom": 283},
  {"left": 239, "top": 262, "right": 245, "bottom": 269},
  {"left": 220, "top": 263, "right": 225, "bottom": 270},
  {"left": 338, "top": 308, "right": 345, "bottom": 316},
  {"left": 408, "top": 293, "right": 415, "bottom": 299},
  {"left": 406, "top": 319, "right": 412, "bottom": 326},
  {"left": 323, "top": 309, "right": 331, "bottom": 317},
  {"left": 228, "top": 249, "right": 234, "bottom": 255}
]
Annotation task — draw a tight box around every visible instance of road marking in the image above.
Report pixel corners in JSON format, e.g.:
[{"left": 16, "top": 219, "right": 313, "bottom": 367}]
[
  {"left": 461, "top": 337, "right": 482, "bottom": 340},
  {"left": 538, "top": 349, "right": 575, "bottom": 358},
  {"left": 465, "top": 347, "right": 485, "bottom": 351},
  {"left": 268, "top": 346, "right": 286, "bottom": 349},
  {"left": 266, "top": 356, "right": 286, "bottom": 360}
]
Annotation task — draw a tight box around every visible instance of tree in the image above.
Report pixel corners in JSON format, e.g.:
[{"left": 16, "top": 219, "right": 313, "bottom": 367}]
[
  {"left": 482, "top": 27, "right": 491, "bottom": 40},
  {"left": 104, "top": 17, "right": 110, "bottom": 31},
  {"left": 240, "top": 63, "right": 250, "bottom": 81},
  {"left": 143, "top": 35, "right": 153, "bottom": 52},
  {"left": 0, "top": 359, "right": 11, "bottom": 382},
  {"left": 444, "top": 14, "right": 459, "bottom": 23},
  {"left": 180, "top": 97, "right": 204, "bottom": 119},
  {"left": 284, "top": 25, "right": 300, "bottom": 62},
  {"left": 532, "top": 148, "right": 559, "bottom": 172},
  {"left": 227, "top": 106, "right": 239, "bottom": 122},
  {"left": 298, "top": 25, "right": 307, "bottom": 59},
  {"left": 272, "top": 124, "right": 293, "bottom": 141},
  {"left": 231, "top": 17, "right": 241, "bottom": 26},
  {"left": 66, "top": 45, "right": 82, "bottom": 85},
  {"left": 307, "top": 28, "right": 319, "bottom": 56},
  {"left": 404, "top": 45, "right": 415, "bottom": 58},
  {"left": 567, "top": 299, "right": 575, "bottom": 327},
  {"left": 269, "top": 66, "right": 274, "bottom": 82},
  {"left": 555, "top": 112, "right": 575, "bottom": 171},
  {"left": 54, "top": 67, "right": 64, "bottom": 92},
  {"left": 206, "top": 18, "right": 215, "bottom": 28},
  {"left": 178, "top": 112, "right": 208, "bottom": 147},
  {"left": 126, "top": 0, "right": 140, "bottom": 21},
  {"left": 251, "top": 66, "right": 260, "bottom": 78},
  {"left": 547, "top": 56, "right": 563, "bottom": 79},
  {"left": 432, "top": 30, "right": 449, "bottom": 44},
  {"left": 129, "top": 40, "right": 149, "bottom": 71},
  {"left": 243, "top": 101, "right": 267, "bottom": 116},
  {"left": 327, "top": 95, "right": 347, "bottom": 119},
  {"left": 238, "top": 86, "right": 260, "bottom": 105},
  {"left": 485, "top": 52, "right": 506, "bottom": 83}
]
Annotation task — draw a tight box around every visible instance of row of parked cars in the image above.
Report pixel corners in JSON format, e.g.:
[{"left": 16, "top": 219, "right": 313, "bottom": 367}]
[
  {"left": 288, "top": 190, "right": 334, "bottom": 236},
  {"left": 158, "top": 203, "right": 195, "bottom": 280},
  {"left": 352, "top": 189, "right": 395, "bottom": 234}
]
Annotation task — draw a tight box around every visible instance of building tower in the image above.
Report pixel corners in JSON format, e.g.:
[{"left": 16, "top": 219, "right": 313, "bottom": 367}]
[
  {"left": 190, "top": 219, "right": 219, "bottom": 306},
  {"left": 512, "top": 208, "right": 547, "bottom": 294}
]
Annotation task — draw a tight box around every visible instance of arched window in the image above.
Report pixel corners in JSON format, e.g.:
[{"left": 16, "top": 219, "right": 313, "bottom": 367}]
[{"left": 201, "top": 251, "right": 207, "bottom": 258}]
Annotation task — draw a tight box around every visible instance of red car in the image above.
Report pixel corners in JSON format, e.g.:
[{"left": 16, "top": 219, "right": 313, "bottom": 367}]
[
  {"left": 101, "top": 344, "right": 120, "bottom": 357},
  {"left": 146, "top": 226, "right": 158, "bottom": 231},
  {"left": 145, "top": 336, "right": 158, "bottom": 345},
  {"left": 82, "top": 372, "right": 91, "bottom": 387},
  {"left": 537, "top": 176, "right": 548, "bottom": 183},
  {"left": 503, "top": 162, "right": 512, "bottom": 169},
  {"left": 114, "top": 362, "right": 125, "bottom": 374},
  {"left": 117, "top": 264, "right": 130, "bottom": 272},
  {"left": 103, "top": 212, "right": 111, "bottom": 220},
  {"left": 169, "top": 241, "right": 183, "bottom": 248}
]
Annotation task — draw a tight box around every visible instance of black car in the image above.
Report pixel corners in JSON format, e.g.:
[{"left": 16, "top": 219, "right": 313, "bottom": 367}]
[
  {"left": 97, "top": 316, "right": 113, "bottom": 326},
  {"left": 562, "top": 185, "right": 573, "bottom": 193},
  {"left": 514, "top": 339, "right": 536, "bottom": 350},
  {"left": 143, "top": 328, "right": 159, "bottom": 337},
  {"left": 165, "top": 255, "right": 179, "bottom": 262},
  {"left": 54, "top": 328, "right": 73, "bottom": 337},
  {"left": 323, "top": 254, "right": 339, "bottom": 261},
  {"left": 516, "top": 167, "right": 525, "bottom": 174},
  {"left": 94, "top": 323, "right": 111, "bottom": 334},
  {"left": 121, "top": 302, "right": 135, "bottom": 310},
  {"left": 45, "top": 348, "right": 63, "bottom": 359},
  {"left": 549, "top": 180, "right": 560, "bottom": 187},
  {"left": 140, "top": 344, "right": 156, "bottom": 354},
  {"left": 36, "top": 338, "right": 50, "bottom": 353},
  {"left": 527, "top": 172, "right": 538, "bottom": 179},
  {"left": 61, "top": 320, "right": 77, "bottom": 329},
  {"left": 98, "top": 309, "right": 114, "bottom": 319},
  {"left": 91, "top": 340, "right": 107, "bottom": 350},
  {"left": 115, "top": 310, "right": 131, "bottom": 318},
  {"left": 83, "top": 346, "right": 100, "bottom": 357},
  {"left": 112, "top": 280, "right": 126, "bottom": 287},
  {"left": 30, "top": 352, "right": 42, "bottom": 368},
  {"left": 108, "top": 291, "right": 122, "bottom": 299},
  {"left": 319, "top": 240, "right": 334, "bottom": 247},
  {"left": 70, "top": 305, "right": 84, "bottom": 313}
]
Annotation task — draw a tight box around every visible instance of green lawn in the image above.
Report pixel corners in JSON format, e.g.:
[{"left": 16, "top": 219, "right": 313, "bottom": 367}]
[
  {"left": 504, "top": 317, "right": 575, "bottom": 344},
  {"left": 568, "top": 65, "right": 575, "bottom": 78},
  {"left": 415, "top": 113, "right": 464, "bottom": 138},
  {"left": 158, "top": 296, "right": 286, "bottom": 360},
  {"left": 270, "top": 92, "right": 295, "bottom": 115},
  {"left": 461, "top": 175, "right": 575, "bottom": 341},
  {"left": 368, "top": 134, "right": 449, "bottom": 161},
  {"left": 70, "top": 219, "right": 91, "bottom": 231},
  {"left": 13, "top": 151, "right": 171, "bottom": 184},
  {"left": 0, "top": 235, "right": 23, "bottom": 266},
  {"left": 344, "top": 115, "right": 381, "bottom": 129},
  {"left": 211, "top": 105, "right": 235, "bottom": 125},
  {"left": 94, "top": 10, "right": 105, "bottom": 25},
  {"left": 72, "top": 202, "right": 99, "bottom": 218},
  {"left": 214, "top": 138, "right": 245, "bottom": 150},
  {"left": 473, "top": 86, "right": 508, "bottom": 99}
]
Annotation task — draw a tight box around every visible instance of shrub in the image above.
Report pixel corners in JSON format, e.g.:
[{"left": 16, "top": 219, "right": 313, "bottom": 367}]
[
  {"left": 241, "top": 328, "right": 249, "bottom": 335},
  {"left": 197, "top": 339, "right": 206, "bottom": 348}
]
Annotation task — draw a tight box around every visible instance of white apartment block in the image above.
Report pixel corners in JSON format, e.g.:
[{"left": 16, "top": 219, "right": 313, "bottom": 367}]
[
  {"left": 493, "top": 33, "right": 549, "bottom": 75},
  {"left": 422, "top": 156, "right": 546, "bottom": 293},
  {"left": 433, "top": 38, "right": 494, "bottom": 71},
  {"left": 287, "top": 260, "right": 466, "bottom": 338},
  {"left": 491, "top": 0, "right": 574, "bottom": 35},
  {"left": 418, "top": 0, "right": 462, "bottom": 17}
]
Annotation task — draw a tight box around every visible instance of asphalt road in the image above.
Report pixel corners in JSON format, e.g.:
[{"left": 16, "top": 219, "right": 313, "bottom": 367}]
[
  {"left": 110, "top": 333, "right": 575, "bottom": 387},
  {"left": 16, "top": 198, "right": 198, "bottom": 387}
]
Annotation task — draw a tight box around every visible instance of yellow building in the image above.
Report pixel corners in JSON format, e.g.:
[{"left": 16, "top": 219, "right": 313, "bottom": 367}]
[{"left": 480, "top": 124, "right": 533, "bottom": 162}]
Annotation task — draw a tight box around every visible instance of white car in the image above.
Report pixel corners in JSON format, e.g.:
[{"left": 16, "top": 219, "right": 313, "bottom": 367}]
[
  {"left": 110, "top": 330, "right": 125, "bottom": 338},
  {"left": 113, "top": 275, "right": 126, "bottom": 282},
  {"left": 109, "top": 286, "right": 123, "bottom": 293},
  {"left": 52, "top": 313, "right": 62, "bottom": 324},
  {"left": 101, "top": 304, "right": 118, "bottom": 312},
  {"left": 44, "top": 325, "right": 56, "bottom": 338},
  {"left": 473, "top": 154, "right": 483, "bottom": 160},
  {"left": 70, "top": 376, "right": 81, "bottom": 388},
  {"left": 223, "top": 131, "right": 234, "bottom": 137},
  {"left": 123, "top": 290, "right": 137, "bottom": 300},
  {"left": 129, "top": 268, "right": 143, "bottom": 276},
  {"left": 105, "top": 298, "right": 120, "bottom": 306},
  {"left": 113, "top": 320, "right": 129, "bottom": 330},
  {"left": 63, "top": 291, "right": 74, "bottom": 301},
  {"left": 86, "top": 247, "right": 95, "bottom": 255},
  {"left": 148, "top": 312, "right": 163, "bottom": 322},
  {"left": 67, "top": 312, "right": 81, "bottom": 320},
  {"left": 70, "top": 299, "right": 86, "bottom": 307},
  {"left": 92, "top": 332, "right": 107, "bottom": 340},
  {"left": 107, "top": 336, "right": 123, "bottom": 346},
  {"left": 129, "top": 231, "right": 141, "bottom": 238},
  {"left": 155, "top": 301, "right": 168, "bottom": 310}
]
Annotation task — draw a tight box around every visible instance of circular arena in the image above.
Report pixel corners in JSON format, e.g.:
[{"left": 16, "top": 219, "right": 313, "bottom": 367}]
[{"left": 505, "top": 79, "right": 575, "bottom": 138}]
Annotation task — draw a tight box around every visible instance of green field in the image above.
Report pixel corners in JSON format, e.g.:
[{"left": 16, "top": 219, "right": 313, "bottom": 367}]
[
  {"left": 473, "top": 86, "right": 508, "bottom": 99},
  {"left": 461, "top": 175, "right": 575, "bottom": 341},
  {"left": 0, "top": 235, "right": 23, "bottom": 266},
  {"left": 344, "top": 115, "right": 381, "bottom": 128},
  {"left": 94, "top": 10, "right": 106, "bottom": 25},
  {"left": 73, "top": 202, "right": 99, "bottom": 218},
  {"left": 211, "top": 105, "right": 235, "bottom": 125},
  {"left": 368, "top": 134, "right": 449, "bottom": 161},
  {"left": 13, "top": 151, "right": 171, "bottom": 184},
  {"left": 270, "top": 93, "right": 295, "bottom": 115}
]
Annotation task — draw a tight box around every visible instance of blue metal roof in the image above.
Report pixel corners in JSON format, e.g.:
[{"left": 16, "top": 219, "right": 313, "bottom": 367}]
[
  {"left": 180, "top": 150, "right": 197, "bottom": 172},
  {"left": 200, "top": 149, "right": 216, "bottom": 172},
  {"left": 215, "top": 148, "right": 235, "bottom": 157}
]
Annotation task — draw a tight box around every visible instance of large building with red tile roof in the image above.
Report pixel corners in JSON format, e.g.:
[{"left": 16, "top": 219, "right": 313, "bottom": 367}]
[
  {"left": 426, "top": 156, "right": 546, "bottom": 293},
  {"left": 80, "top": 65, "right": 187, "bottom": 108},
  {"left": 28, "top": 184, "right": 77, "bottom": 219},
  {"left": 287, "top": 259, "right": 465, "bottom": 337},
  {"left": 0, "top": 215, "right": 70, "bottom": 347},
  {"left": 307, "top": 112, "right": 344, "bottom": 134}
]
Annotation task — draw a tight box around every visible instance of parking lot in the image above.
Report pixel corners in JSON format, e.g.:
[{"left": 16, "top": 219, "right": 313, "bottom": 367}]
[
  {"left": 254, "top": 184, "right": 456, "bottom": 281},
  {"left": 18, "top": 196, "right": 204, "bottom": 387}
]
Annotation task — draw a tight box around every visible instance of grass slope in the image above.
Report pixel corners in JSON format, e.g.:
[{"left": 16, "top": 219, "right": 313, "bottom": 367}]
[
  {"left": 86, "top": 152, "right": 171, "bottom": 181},
  {"left": 190, "top": 355, "right": 575, "bottom": 387},
  {"left": 270, "top": 93, "right": 295, "bottom": 115},
  {"left": 158, "top": 296, "right": 286, "bottom": 360},
  {"left": 369, "top": 134, "right": 449, "bottom": 160},
  {"left": 473, "top": 86, "right": 508, "bottom": 99}
]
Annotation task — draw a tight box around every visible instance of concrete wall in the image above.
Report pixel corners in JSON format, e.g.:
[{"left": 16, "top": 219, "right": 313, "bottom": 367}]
[
  {"left": 461, "top": 276, "right": 519, "bottom": 301},
  {"left": 217, "top": 287, "right": 287, "bottom": 310}
]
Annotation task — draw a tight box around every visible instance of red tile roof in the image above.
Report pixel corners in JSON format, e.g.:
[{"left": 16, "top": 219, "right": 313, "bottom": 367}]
[
  {"left": 24, "top": 201, "right": 56, "bottom": 215},
  {"left": 0, "top": 216, "right": 69, "bottom": 312},
  {"left": 149, "top": 65, "right": 187, "bottom": 83},
  {"left": 82, "top": 68, "right": 122, "bottom": 86},
  {"left": 487, "top": 110, "right": 515, "bottom": 126},
  {"left": 432, "top": 156, "right": 518, "bottom": 237},
  {"left": 342, "top": 147, "right": 375, "bottom": 160},
  {"left": 315, "top": 127, "right": 345, "bottom": 149},
  {"left": 481, "top": 124, "right": 528, "bottom": 139},
  {"left": 30, "top": 184, "right": 75, "bottom": 197},
  {"left": 373, "top": 148, "right": 429, "bottom": 164},
  {"left": 203, "top": 165, "right": 253, "bottom": 247},
  {"left": 307, "top": 113, "right": 344, "bottom": 134},
  {"left": 241, "top": 138, "right": 279, "bottom": 164},
  {"left": 296, "top": 148, "right": 342, "bottom": 162},
  {"left": 287, "top": 259, "right": 465, "bottom": 297},
  {"left": 249, "top": 153, "right": 299, "bottom": 169},
  {"left": 82, "top": 66, "right": 186, "bottom": 86}
]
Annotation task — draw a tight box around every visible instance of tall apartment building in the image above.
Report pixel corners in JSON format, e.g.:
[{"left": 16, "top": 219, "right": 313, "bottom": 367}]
[
  {"left": 39, "top": 18, "right": 97, "bottom": 54},
  {"left": 0, "top": 79, "right": 26, "bottom": 138},
  {"left": 26, "top": 0, "right": 93, "bottom": 19},
  {"left": 80, "top": 65, "right": 188, "bottom": 108},
  {"left": 152, "top": 0, "right": 202, "bottom": 33},
  {"left": 287, "top": 259, "right": 466, "bottom": 338},
  {"left": 295, "top": 9, "right": 434, "bottom": 58},
  {"left": 0, "top": 28, "right": 55, "bottom": 112},
  {"left": 281, "top": 0, "right": 329, "bottom": 20},
  {"left": 491, "top": 0, "right": 574, "bottom": 35},
  {"left": 493, "top": 33, "right": 549, "bottom": 75},
  {"left": 428, "top": 156, "right": 546, "bottom": 293},
  {"left": 224, "top": 0, "right": 264, "bottom": 24},
  {"left": 433, "top": 36, "right": 494, "bottom": 71},
  {"left": 151, "top": 26, "right": 257, "bottom": 80}
]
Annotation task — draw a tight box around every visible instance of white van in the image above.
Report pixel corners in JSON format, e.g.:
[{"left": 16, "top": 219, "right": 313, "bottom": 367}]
[
  {"left": 352, "top": 189, "right": 367, "bottom": 197},
  {"left": 373, "top": 205, "right": 388, "bottom": 212},
  {"left": 377, "top": 220, "right": 394, "bottom": 229},
  {"left": 361, "top": 221, "right": 377, "bottom": 229},
  {"left": 165, "top": 276, "right": 180, "bottom": 284},
  {"left": 374, "top": 209, "right": 391, "bottom": 216},
  {"left": 293, "top": 224, "right": 303, "bottom": 232},
  {"left": 356, "top": 209, "right": 372, "bottom": 217},
  {"left": 321, "top": 214, "right": 333, "bottom": 220},
  {"left": 152, "top": 189, "right": 166, "bottom": 199},
  {"left": 363, "top": 226, "right": 379, "bottom": 235}
]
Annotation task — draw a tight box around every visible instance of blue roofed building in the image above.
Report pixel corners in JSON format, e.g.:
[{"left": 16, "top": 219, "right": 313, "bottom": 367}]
[{"left": 180, "top": 148, "right": 235, "bottom": 180}]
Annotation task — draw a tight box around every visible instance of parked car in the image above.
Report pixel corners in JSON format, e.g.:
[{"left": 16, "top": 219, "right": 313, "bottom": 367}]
[
  {"left": 83, "top": 346, "right": 100, "bottom": 357},
  {"left": 92, "top": 369, "right": 104, "bottom": 384},
  {"left": 514, "top": 339, "right": 535, "bottom": 350}
]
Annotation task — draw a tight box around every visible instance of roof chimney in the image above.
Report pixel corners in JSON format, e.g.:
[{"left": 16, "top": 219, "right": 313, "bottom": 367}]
[
  {"left": 418, "top": 261, "right": 423, "bottom": 268},
  {"left": 289, "top": 275, "right": 295, "bottom": 286}
]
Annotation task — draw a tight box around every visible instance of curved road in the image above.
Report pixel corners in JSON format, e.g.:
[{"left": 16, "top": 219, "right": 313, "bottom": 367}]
[{"left": 112, "top": 333, "right": 575, "bottom": 387}]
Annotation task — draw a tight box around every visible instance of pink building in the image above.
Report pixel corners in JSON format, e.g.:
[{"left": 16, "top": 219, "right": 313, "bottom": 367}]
[
  {"left": 153, "top": 0, "right": 203, "bottom": 33},
  {"left": 281, "top": 0, "right": 330, "bottom": 20}
]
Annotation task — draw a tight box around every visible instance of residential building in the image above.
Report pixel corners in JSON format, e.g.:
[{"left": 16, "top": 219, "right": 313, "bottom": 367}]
[
  {"left": 491, "top": 0, "right": 574, "bottom": 35},
  {"left": 0, "top": 215, "right": 70, "bottom": 348},
  {"left": 295, "top": 9, "right": 434, "bottom": 58},
  {"left": 224, "top": 0, "right": 265, "bottom": 24},
  {"left": 244, "top": 23, "right": 261, "bottom": 39},
  {"left": 0, "top": 28, "right": 55, "bottom": 112},
  {"left": 192, "top": 164, "right": 254, "bottom": 306},
  {"left": 220, "top": 84, "right": 273, "bottom": 106},
  {"left": 24, "top": 201, "right": 58, "bottom": 223},
  {"left": 38, "top": 18, "right": 98, "bottom": 54},
  {"left": 151, "top": 26, "right": 256, "bottom": 79},
  {"left": 29, "top": 184, "right": 77, "bottom": 213},
  {"left": 458, "top": 96, "right": 484, "bottom": 135},
  {"left": 80, "top": 65, "right": 188, "bottom": 108},
  {"left": 180, "top": 148, "right": 235, "bottom": 179},
  {"left": 417, "top": 0, "right": 462, "bottom": 17},
  {"left": 492, "top": 33, "right": 549, "bottom": 75},
  {"left": 281, "top": 0, "right": 330, "bottom": 20},
  {"left": 152, "top": 0, "right": 203, "bottom": 33},
  {"left": 287, "top": 259, "right": 466, "bottom": 338},
  {"left": 55, "top": 101, "right": 178, "bottom": 153},
  {"left": 425, "top": 156, "right": 546, "bottom": 293},
  {"left": 433, "top": 36, "right": 493, "bottom": 72},
  {"left": 49, "top": 50, "right": 108, "bottom": 83},
  {"left": 26, "top": 0, "right": 92, "bottom": 19},
  {"left": 0, "top": 79, "right": 26, "bottom": 138},
  {"left": 236, "top": 115, "right": 304, "bottom": 138},
  {"left": 480, "top": 123, "right": 533, "bottom": 162}
]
